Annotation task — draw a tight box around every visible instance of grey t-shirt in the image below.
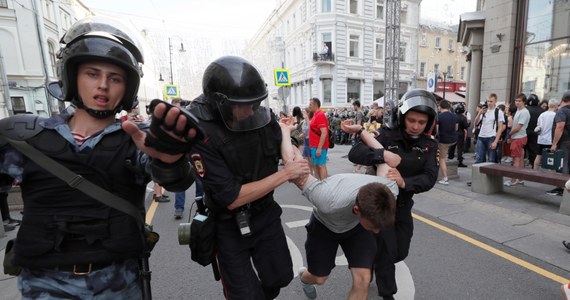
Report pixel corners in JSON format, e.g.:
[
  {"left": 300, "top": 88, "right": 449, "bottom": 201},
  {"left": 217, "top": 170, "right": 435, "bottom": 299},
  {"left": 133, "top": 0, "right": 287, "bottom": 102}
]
[{"left": 302, "top": 173, "right": 399, "bottom": 233}]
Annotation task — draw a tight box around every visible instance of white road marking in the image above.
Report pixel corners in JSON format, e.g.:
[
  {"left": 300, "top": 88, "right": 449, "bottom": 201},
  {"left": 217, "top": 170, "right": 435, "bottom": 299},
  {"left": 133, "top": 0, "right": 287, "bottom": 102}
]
[{"left": 285, "top": 219, "right": 309, "bottom": 228}]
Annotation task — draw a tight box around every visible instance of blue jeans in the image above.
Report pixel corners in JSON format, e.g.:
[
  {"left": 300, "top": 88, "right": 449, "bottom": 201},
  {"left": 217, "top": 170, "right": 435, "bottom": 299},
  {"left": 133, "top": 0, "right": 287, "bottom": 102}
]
[
  {"left": 175, "top": 178, "right": 204, "bottom": 210},
  {"left": 476, "top": 136, "right": 499, "bottom": 163}
]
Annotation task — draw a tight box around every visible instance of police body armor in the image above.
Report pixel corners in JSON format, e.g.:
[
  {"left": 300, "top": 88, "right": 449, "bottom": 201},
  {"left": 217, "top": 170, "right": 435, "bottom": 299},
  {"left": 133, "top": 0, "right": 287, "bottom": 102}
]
[
  {"left": 0, "top": 115, "right": 146, "bottom": 268},
  {"left": 190, "top": 103, "right": 280, "bottom": 216}
]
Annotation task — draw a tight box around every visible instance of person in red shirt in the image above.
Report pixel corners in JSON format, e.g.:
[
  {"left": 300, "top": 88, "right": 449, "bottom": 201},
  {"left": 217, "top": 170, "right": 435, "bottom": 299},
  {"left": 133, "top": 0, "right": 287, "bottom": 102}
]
[{"left": 308, "top": 97, "right": 329, "bottom": 180}]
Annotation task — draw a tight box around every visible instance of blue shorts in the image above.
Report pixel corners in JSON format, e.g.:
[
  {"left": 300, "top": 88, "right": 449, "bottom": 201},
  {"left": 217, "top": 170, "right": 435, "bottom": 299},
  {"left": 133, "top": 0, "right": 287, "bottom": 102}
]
[{"left": 310, "top": 147, "right": 328, "bottom": 165}]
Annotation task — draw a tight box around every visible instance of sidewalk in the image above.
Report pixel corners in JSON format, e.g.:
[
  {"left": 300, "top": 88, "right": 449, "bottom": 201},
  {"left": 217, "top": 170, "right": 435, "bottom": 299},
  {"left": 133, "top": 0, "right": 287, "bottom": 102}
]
[{"left": 420, "top": 152, "right": 570, "bottom": 273}]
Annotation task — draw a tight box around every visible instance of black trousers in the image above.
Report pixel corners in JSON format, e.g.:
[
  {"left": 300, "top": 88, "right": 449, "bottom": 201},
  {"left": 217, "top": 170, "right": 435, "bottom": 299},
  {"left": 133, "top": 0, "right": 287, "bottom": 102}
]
[
  {"left": 374, "top": 198, "right": 414, "bottom": 297},
  {"left": 0, "top": 192, "right": 10, "bottom": 220},
  {"left": 448, "top": 134, "right": 465, "bottom": 162}
]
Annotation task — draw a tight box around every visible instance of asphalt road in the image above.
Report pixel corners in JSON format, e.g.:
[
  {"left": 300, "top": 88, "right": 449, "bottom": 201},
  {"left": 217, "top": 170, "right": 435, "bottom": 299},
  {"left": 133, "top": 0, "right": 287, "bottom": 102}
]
[{"left": 1, "top": 144, "right": 569, "bottom": 299}]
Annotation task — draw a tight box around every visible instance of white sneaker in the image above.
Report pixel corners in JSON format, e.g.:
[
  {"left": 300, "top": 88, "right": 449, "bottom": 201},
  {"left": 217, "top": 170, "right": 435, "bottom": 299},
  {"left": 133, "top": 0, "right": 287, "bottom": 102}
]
[
  {"left": 438, "top": 180, "right": 449, "bottom": 185},
  {"left": 562, "top": 283, "right": 570, "bottom": 300},
  {"left": 298, "top": 267, "right": 316, "bottom": 299}
]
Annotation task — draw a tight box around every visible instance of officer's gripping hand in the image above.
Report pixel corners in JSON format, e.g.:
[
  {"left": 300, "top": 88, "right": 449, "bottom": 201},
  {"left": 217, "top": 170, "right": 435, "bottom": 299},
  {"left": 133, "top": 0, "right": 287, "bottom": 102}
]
[
  {"left": 122, "top": 100, "right": 204, "bottom": 164},
  {"left": 284, "top": 152, "right": 310, "bottom": 181}
]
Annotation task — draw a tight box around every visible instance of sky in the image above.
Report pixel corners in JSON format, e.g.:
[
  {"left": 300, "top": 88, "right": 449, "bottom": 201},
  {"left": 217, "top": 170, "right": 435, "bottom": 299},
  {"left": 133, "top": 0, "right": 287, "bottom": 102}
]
[
  {"left": 82, "top": 0, "right": 278, "bottom": 39},
  {"left": 83, "top": 0, "right": 477, "bottom": 39},
  {"left": 80, "top": 0, "right": 477, "bottom": 98}
]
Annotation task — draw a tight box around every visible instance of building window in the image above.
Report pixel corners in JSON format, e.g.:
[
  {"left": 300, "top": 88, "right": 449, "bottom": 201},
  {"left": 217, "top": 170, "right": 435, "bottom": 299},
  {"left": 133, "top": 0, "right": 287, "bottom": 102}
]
[
  {"left": 434, "top": 64, "right": 440, "bottom": 75},
  {"left": 435, "top": 37, "right": 441, "bottom": 48},
  {"left": 448, "top": 39, "right": 454, "bottom": 51},
  {"left": 349, "top": 0, "right": 358, "bottom": 14},
  {"left": 347, "top": 79, "right": 361, "bottom": 102},
  {"left": 0, "top": 0, "right": 7, "bottom": 8},
  {"left": 322, "top": 79, "right": 332, "bottom": 103},
  {"left": 11, "top": 97, "right": 26, "bottom": 114},
  {"left": 322, "top": 0, "right": 331, "bottom": 12},
  {"left": 420, "top": 62, "right": 426, "bottom": 77},
  {"left": 376, "top": 0, "right": 384, "bottom": 19},
  {"left": 375, "top": 38, "right": 384, "bottom": 60},
  {"left": 48, "top": 42, "right": 56, "bottom": 77},
  {"left": 461, "top": 66, "right": 465, "bottom": 81},
  {"left": 44, "top": 0, "right": 54, "bottom": 21},
  {"left": 349, "top": 34, "right": 360, "bottom": 57},
  {"left": 399, "top": 42, "right": 406, "bottom": 62},
  {"left": 373, "top": 80, "right": 384, "bottom": 100},
  {"left": 520, "top": 0, "right": 570, "bottom": 100},
  {"left": 447, "top": 65, "right": 452, "bottom": 76},
  {"left": 400, "top": 10, "right": 407, "bottom": 24},
  {"left": 420, "top": 33, "right": 427, "bottom": 47}
]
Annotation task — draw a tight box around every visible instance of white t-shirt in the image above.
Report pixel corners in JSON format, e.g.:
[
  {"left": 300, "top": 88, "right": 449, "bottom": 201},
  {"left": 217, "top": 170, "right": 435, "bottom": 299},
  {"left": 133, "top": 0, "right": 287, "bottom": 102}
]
[
  {"left": 511, "top": 107, "right": 530, "bottom": 139},
  {"left": 302, "top": 173, "right": 398, "bottom": 233},
  {"left": 537, "top": 110, "right": 556, "bottom": 145},
  {"left": 478, "top": 108, "right": 505, "bottom": 138}
]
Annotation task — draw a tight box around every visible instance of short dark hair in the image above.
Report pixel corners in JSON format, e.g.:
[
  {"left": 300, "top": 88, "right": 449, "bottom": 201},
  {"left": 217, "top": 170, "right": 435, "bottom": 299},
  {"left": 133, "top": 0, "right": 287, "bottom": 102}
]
[
  {"left": 353, "top": 100, "right": 361, "bottom": 108},
  {"left": 310, "top": 97, "right": 321, "bottom": 108},
  {"left": 515, "top": 93, "right": 527, "bottom": 103},
  {"left": 439, "top": 100, "right": 451, "bottom": 109},
  {"left": 562, "top": 90, "right": 570, "bottom": 102},
  {"left": 355, "top": 182, "right": 396, "bottom": 231},
  {"left": 292, "top": 106, "right": 302, "bottom": 118}
]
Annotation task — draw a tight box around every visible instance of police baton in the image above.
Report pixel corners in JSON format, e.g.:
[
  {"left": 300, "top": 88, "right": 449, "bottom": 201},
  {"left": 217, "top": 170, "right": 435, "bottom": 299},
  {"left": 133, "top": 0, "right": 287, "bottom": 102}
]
[{"left": 139, "top": 251, "right": 153, "bottom": 300}]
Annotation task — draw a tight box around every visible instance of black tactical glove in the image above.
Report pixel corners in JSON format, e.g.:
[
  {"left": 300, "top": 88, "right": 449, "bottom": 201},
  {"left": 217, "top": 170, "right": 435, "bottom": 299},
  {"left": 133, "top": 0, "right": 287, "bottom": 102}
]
[{"left": 144, "top": 99, "right": 205, "bottom": 155}]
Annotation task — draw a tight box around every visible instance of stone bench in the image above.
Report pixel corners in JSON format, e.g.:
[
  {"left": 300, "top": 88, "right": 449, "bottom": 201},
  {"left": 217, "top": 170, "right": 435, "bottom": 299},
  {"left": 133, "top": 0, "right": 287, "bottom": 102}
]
[{"left": 471, "top": 162, "right": 570, "bottom": 215}]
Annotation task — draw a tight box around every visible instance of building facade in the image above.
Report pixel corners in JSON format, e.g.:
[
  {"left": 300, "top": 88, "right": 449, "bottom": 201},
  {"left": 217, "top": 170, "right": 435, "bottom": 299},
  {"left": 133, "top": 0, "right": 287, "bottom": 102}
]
[
  {"left": 246, "top": 0, "right": 421, "bottom": 112},
  {"left": 0, "top": 0, "right": 163, "bottom": 118},
  {"left": 459, "top": 0, "right": 570, "bottom": 118},
  {"left": 416, "top": 23, "right": 468, "bottom": 97}
]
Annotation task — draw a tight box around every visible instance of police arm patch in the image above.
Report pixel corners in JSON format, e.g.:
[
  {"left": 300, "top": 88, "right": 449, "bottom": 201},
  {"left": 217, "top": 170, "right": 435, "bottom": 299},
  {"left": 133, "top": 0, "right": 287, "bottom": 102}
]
[{"left": 191, "top": 153, "right": 206, "bottom": 178}]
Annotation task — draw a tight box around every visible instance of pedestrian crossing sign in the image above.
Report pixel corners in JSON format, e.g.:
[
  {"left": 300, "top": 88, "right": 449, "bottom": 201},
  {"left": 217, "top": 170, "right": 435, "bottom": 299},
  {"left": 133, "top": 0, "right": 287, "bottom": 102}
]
[
  {"left": 164, "top": 84, "right": 180, "bottom": 98},
  {"left": 274, "top": 69, "right": 290, "bottom": 86}
]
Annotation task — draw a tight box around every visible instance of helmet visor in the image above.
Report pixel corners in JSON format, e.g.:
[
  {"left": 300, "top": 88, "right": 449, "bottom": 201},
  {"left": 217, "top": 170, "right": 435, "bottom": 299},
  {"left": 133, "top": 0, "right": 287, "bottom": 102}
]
[
  {"left": 214, "top": 93, "right": 271, "bottom": 131},
  {"left": 399, "top": 95, "right": 437, "bottom": 117}
]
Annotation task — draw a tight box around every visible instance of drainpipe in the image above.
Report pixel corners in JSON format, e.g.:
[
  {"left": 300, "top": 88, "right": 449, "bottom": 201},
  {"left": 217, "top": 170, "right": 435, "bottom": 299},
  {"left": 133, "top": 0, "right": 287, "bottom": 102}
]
[{"left": 31, "top": 0, "right": 54, "bottom": 115}]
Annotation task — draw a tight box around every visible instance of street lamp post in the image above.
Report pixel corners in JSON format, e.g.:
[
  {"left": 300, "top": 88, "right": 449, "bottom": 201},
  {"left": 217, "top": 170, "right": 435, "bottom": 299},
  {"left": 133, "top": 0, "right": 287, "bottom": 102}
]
[
  {"left": 442, "top": 71, "right": 447, "bottom": 101},
  {"left": 167, "top": 37, "right": 185, "bottom": 85}
]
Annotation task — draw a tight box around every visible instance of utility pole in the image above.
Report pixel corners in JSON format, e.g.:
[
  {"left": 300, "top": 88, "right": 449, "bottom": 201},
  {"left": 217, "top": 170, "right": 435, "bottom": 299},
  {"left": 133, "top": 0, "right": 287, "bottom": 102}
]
[{"left": 384, "top": 0, "right": 401, "bottom": 129}]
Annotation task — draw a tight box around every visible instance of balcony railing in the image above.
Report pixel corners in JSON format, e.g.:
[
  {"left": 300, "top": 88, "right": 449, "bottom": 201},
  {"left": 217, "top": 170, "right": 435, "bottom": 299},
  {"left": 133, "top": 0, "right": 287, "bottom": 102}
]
[{"left": 313, "top": 52, "right": 335, "bottom": 63}]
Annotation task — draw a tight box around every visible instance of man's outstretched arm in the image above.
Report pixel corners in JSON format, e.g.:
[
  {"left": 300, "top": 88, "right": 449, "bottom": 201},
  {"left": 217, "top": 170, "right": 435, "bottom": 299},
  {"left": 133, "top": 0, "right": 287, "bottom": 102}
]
[{"left": 279, "top": 118, "right": 315, "bottom": 189}]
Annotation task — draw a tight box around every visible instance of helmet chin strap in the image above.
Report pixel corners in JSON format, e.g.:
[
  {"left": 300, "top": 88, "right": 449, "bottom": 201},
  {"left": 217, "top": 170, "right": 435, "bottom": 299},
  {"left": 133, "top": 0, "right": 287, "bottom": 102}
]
[{"left": 72, "top": 97, "right": 121, "bottom": 119}]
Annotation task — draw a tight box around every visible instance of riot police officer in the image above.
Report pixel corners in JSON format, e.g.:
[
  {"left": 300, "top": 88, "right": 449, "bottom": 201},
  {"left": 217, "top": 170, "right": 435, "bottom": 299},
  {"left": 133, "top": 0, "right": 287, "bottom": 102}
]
[
  {"left": 0, "top": 16, "right": 196, "bottom": 299},
  {"left": 188, "top": 56, "right": 309, "bottom": 300},
  {"left": 347, "top": 89, "right": 439, "bottom": 299}
]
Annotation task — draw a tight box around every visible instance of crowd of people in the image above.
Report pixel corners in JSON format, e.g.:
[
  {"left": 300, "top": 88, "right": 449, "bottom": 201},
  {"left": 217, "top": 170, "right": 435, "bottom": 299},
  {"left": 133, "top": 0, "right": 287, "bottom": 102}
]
[{"left": 0, "top": 15, "right": 569, "bottom": 300}]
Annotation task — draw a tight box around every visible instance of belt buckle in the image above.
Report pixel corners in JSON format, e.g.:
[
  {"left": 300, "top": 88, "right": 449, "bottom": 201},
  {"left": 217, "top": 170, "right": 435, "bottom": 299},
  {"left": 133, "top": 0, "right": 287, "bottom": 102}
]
[{"left": 73, "top": 263, "right": 92, "bottom": 275}]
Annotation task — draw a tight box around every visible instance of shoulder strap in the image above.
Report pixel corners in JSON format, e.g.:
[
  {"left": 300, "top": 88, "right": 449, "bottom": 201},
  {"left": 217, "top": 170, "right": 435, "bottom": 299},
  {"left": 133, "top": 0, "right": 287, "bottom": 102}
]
[
  {"left": 493, "top": 107, "right": 499, "bottom": 131},
  {"left": 5, "top": 137, "right": 144, "bottom": 226}
]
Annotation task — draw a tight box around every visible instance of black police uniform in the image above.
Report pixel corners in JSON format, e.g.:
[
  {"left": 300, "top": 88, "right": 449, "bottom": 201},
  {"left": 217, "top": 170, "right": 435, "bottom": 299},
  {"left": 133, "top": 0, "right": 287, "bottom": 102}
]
[
  {"left": 348, "top": 126, "right": 438, "bottom": 297},
  {"left": 189, "top": 96, "right": 293, "bottom": 300}
]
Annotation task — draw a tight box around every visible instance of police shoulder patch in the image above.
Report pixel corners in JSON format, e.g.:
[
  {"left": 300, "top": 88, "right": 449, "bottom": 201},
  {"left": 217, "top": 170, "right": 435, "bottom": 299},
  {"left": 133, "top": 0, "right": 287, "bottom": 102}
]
[{"left": 191, "top": 153, "right": 206, "bottom": 178}]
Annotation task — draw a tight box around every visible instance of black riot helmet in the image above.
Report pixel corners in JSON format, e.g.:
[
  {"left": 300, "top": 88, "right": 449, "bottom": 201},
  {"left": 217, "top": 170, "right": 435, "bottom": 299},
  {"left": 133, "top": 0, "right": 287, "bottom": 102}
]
[
  {"left": 454, "top": 103, "right": 466, "bottom": 114},
  {"left": 202, "top": 56, "right": 271, "bottom": 131},
  {"left": 55, "top": 16, "right": 144, "bottom": 118},
  {"left": 527, "top": 93, "right": 540, "bottom": 107},
  {"left": 398, "top": 89, "right": 438, "bottom": 134}
]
